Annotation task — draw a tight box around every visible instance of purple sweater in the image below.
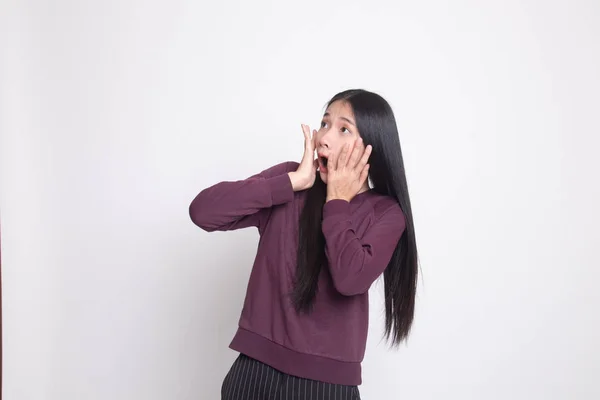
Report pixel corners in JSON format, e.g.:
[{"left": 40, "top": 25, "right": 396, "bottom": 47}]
[{"left": 189, "top": 161, "right": 405, "bottom": 385}]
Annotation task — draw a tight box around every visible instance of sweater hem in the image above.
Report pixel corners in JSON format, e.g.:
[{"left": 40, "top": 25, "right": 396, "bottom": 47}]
[{"left": 229, "top": 327, "right": 362, "bottom": 386}]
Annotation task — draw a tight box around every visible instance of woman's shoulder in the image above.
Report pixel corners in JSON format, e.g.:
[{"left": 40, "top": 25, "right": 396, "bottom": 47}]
[{"left": 366, "top": 191, "right": 405, "bottom": 223}]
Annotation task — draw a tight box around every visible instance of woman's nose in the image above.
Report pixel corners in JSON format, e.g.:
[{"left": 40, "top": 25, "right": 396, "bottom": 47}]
[{"left": 318, "top": 131, "right": 331, "bottom": 149}]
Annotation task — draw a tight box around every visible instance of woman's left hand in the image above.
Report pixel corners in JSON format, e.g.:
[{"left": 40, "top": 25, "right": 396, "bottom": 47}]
[{"left": 326, "top": 139, "right": 372, "bottom": 202}]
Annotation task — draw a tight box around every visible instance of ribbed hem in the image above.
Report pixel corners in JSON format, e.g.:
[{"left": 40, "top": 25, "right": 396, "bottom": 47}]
[
  {"left": 323, "top": 198, "right": 351, "bottom": 218},
  {"left": 229, "top": 328, "right": 362, "bottom": 386}
]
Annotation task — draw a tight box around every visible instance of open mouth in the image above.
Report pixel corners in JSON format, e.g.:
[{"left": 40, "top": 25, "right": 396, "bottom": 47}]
[{"left": 320, "top": 156, "right": 328, "bottom": 168}]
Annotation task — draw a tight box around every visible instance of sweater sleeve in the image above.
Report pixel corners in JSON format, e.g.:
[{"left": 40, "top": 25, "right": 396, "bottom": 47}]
[
  {"left": 321, "top": 199, "right": 406, "bottom": 296},
  {"left": 189, "top": 161, "right": 297, "bottom": 232}
]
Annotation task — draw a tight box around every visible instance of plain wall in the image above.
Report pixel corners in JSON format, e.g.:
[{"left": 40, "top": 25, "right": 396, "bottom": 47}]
[{"left": 1, "top": 0, "right": 599, "bottom": 399}]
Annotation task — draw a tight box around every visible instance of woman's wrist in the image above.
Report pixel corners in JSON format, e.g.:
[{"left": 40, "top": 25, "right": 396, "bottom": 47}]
[
  {"left": 288, "top": 172, "right": 304, "bottom": 192},
  {"left": 326, "top": 195, "right": 351, "bottom": 203}
]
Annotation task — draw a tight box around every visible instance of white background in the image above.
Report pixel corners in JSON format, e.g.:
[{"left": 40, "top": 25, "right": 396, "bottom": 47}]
[{"left": 1, "top": 0, "right": 599, "bottom": 399}]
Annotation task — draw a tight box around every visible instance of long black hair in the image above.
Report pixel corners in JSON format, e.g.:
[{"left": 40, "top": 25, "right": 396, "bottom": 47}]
[{"left": 291, "top": 89, "right": 419, "bottom": 346}]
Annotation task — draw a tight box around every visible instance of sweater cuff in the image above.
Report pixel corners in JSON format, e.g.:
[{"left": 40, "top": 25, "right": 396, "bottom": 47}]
[
  {"left": 267, "top": 173, "right": 294, "bottom": 206},
  {"left": 322, "top": 199, "right": 352, "bottom": 220}
]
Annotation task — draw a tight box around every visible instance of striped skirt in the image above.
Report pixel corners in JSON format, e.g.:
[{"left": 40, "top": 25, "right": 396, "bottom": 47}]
[{"left": 221, "top": 354, "right": 361, "bottom": 400}]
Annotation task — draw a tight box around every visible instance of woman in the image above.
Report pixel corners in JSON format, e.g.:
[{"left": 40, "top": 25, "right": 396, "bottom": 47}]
[{"left": 190, "top": 89, "right": 418, "bottom": 399}]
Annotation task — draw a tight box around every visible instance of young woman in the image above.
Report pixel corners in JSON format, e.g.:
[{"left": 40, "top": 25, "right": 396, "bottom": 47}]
[{"left": 190, "top": 89, "right": 418, "bottom": 400}]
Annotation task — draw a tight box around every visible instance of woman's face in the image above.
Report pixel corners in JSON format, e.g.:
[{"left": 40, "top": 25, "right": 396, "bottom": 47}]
[{"left": 315, "top": 100, "right": 364, "bottom": 184}]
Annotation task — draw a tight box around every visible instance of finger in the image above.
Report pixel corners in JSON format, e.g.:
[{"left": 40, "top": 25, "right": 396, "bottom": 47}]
[
  {"left": 359, "top": 163, "right": 370, "bottom": 184},
  {"left": 336, "top": 143, "right": 351, "bottom": 170},
  {"left": 331, "top": 146, "right": 344, "bottom": 171},
  {"left": 348, "top": 138, "right": 364, "bottom": 168},
  {"left": 306, "top": 125, "right": 315, "bottom": 154},
  {"left": 357, "top": 144, "right": 372, "bottom": 170},
  {"left": 302, "top": 124, "right": 310, "bottom": 149},
  {"left": 301, "top": 124, "right": 313, "bottom": 163}
]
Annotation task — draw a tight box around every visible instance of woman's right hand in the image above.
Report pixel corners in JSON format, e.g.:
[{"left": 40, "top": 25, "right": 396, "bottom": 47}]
[{"left": 288, "top": 124, "right": 318, "bottom": 192}]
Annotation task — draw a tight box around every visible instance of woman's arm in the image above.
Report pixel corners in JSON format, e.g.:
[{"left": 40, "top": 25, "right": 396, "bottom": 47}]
[
  {"left": 322, "top": 199, "right": 406, "bottom": 296},
  {"left": 189, "top": 161, "right": 298, "bottom": 232}
]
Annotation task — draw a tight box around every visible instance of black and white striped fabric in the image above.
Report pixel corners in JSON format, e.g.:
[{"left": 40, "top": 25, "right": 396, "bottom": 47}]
[{"left": 221, "top": 354, "right": 361, "bottom": 400}]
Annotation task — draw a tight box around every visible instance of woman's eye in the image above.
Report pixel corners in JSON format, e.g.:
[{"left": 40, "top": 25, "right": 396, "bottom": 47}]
[
  {"left": 320, "top": 121, "right": 327, "bottom": 128},
  {"left": 341, "top": 127, "right": 350, "bottom": 134}
]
